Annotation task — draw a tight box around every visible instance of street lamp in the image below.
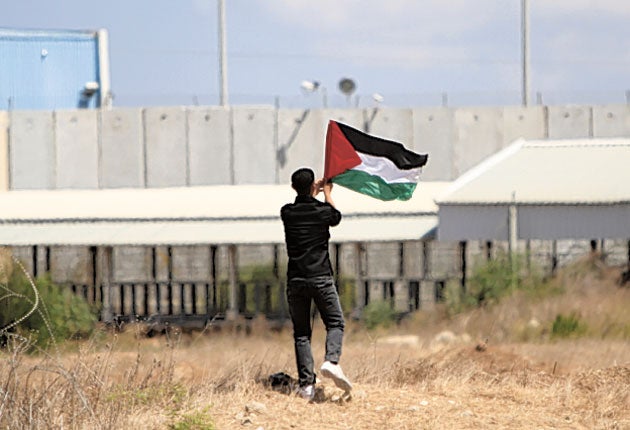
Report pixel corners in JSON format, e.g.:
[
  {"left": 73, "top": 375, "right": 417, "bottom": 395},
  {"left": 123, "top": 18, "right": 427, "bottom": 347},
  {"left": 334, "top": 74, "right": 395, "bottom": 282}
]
[{"left": 300, "top": 80, "right": 327, "bottom": 108}]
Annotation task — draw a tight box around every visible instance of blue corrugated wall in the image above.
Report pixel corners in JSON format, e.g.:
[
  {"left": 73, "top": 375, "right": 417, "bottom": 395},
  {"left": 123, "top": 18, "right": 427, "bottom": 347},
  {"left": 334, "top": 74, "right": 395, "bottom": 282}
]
[{"left": 0, "top": 28, "right": 100, "bottom": 110}]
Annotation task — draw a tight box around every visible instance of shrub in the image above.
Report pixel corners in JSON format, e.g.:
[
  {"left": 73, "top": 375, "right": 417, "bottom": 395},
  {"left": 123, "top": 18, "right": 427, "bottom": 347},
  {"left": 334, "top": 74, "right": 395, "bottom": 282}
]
[
  {"left": 0, "top": 266, "right": 97, "bottom": 349},
  {"left": 551, "top": 312, "right": 587, "bottom": 339},
  {"left": 168, "top": 408, "right": 215, "bottom": 430},
  {"left": 445, "top": 252, "right": 549, "bottom": 315},
  {"left": 362, "top": 300, "right": 396, "bottom": 330}
]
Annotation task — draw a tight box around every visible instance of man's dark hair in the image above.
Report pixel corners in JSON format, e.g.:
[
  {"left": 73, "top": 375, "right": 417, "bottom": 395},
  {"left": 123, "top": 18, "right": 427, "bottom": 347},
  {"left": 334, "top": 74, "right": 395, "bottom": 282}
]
[{"left": 291, "top": 168, "right": 314, "bottom": 196}]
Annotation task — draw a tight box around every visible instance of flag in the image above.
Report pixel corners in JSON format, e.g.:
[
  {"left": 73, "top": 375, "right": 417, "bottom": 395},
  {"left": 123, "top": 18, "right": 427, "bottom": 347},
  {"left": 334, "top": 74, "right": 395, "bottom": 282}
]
[{"left": 324, "top": 120, "right": 428, "bottom": 201}]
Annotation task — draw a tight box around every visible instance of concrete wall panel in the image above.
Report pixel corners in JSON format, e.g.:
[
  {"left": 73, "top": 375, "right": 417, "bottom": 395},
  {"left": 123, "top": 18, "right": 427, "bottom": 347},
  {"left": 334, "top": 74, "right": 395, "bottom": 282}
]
[
  {"left": 298, "top": 109, "right": 365, "bottom": 180},
  {"left": 453, "top": 107, "right": 504, "bottom": 177},
  {"left": 277, "top": 109, "right": 323, "bottom": 184},
  {"left": 321, "top": 109, "right": 363, "bottom": 131},
  {"left": 144, "top": 107, "right": 187, "bottom": 187},
  {"left": 50, "top": 246, "right": 90, "bottom": 284},
  {"left": 153, "top": 246, "right": 171, "bottom": 282},
  {"left": 428, "top": 241, "right": 460, "bottom": 279},
  {"left": 548, "top": 106, "right": 591, "bottom": 139},
  {"left": 412, "top": 108, "right": 455, "bottom": 180},
  {"left": 100, "top": 108, "right": 144, "bottom": 188},
  {"left": 365, "top": 108, "right": 414, "bottom": 148},
  {"left": 366, "top": 242, "right": 399, "bottom": 278},
  {"left": 172, "top": 245, "right": 211, "bottom": 281},
  {"left": 232, "top": 107, "right": 275, "bottom": 184},
  {"left": 502, "top": 105, "right": 546, "bottom": 145},
  {"left": 9, "top": 110, "right": 55, "bottom": 189},
  {"left": 336, "top": 243, "right": 357, "bottom": 281},
  {"left": 592, "top": 105, "right": 630, "bottom": 137},
  {"left": 55, "top": 110, "right": 98, "bottom": 188},
  {"left": 238, "top": 245, "right": 274, "bottom": 267},
  {"left": 0, "top": 111, "right": 8, "bottom": 190},
  {"left": 403, "top": 241, "right": 424, "bottom": 278},
  {"left": 188, "top": 107, "right": 231, "bottom": 185},
  {"left": 112, "top": 246, "right": 151, "bottom": 282},
  {"left": 10, "top": 246, "right": 34, "bottom": 276}
]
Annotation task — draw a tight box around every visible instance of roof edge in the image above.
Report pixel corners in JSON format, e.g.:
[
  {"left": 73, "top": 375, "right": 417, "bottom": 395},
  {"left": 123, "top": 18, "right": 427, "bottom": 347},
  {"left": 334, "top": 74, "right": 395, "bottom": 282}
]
[{"left": 435, "top": 138, "right": 526, "bottom": 204}]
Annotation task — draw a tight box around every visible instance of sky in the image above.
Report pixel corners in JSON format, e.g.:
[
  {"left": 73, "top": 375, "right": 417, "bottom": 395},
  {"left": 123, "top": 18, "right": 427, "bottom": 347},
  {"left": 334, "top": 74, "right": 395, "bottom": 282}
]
[{"left": 2, "top": 0, "right": 629, "bottom": 108}]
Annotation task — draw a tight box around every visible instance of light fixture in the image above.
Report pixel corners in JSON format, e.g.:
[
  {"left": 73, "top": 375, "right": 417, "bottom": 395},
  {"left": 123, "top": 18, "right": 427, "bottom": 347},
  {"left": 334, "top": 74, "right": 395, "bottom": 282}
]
[
  {"left": 300, "top": 80, "right": 320, "bottom": 93},
  {"left": 82, "top": 81, "right": 100, "bottom": 98},
  {"left": 338, "top": 78, "right": 356, "bottom": 96},
  {"left": 300, "top": 80, "right": 327, "bottom": 108}
]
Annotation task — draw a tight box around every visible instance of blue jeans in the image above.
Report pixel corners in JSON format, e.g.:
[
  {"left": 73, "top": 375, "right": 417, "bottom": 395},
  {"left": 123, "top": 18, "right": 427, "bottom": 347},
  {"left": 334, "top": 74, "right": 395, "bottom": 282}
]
[{"left": 286, "top": 276, "right": 345, "bottom": 387}]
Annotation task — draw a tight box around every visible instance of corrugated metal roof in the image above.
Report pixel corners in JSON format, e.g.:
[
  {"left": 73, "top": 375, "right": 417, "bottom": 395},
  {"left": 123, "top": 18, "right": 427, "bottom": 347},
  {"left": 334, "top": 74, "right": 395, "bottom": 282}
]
[
  {"left": 0, "top": 183, "right": 448, "bottom": 245},
  {"left": 436, "top": 138, "right": 630, "bottom": 205}
]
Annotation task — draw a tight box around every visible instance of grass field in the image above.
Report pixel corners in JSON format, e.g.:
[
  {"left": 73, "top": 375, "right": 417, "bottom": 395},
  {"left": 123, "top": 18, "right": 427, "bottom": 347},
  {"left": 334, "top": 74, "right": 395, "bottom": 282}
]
[{"left": 1, "top": 258, "right": 629, "bottom": 429}]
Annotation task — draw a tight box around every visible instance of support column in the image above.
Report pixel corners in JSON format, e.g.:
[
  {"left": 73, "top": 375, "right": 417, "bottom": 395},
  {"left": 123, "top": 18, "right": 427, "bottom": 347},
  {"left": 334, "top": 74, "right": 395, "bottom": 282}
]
[
  {"left": 227, "top": 244, "right": 238, "bottom": 320},
  {"left": 422, "top": 240, "right": 430, "bottom": 280},
  {"left": 551, "top": 240, "right": 558, "bottom": 276},
  {"left": 98, "top": 247, "right": 113, "bottom": 322},
  {"left": 209, "top": 245, "right": 218, "bottom": 315},
  {"left": 355, "top": 242, "right": 366, "bottom": 308},
  {"left": 459, "top": 241, "right": 467, "bottom": 294}
]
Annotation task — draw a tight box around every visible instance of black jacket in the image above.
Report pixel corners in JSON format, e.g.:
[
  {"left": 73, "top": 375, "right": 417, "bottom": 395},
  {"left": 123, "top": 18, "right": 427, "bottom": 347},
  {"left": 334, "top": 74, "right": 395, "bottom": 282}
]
[{"left": 280, "top": 195, "right": 341, "bottom": 280}]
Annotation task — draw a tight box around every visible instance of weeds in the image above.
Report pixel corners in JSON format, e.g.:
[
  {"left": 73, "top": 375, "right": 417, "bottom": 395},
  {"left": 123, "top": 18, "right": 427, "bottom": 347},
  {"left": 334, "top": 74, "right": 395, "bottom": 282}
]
[
  {"left": 362, "top": 300, "right": 396, "bottom": 330},
  {"left": 552, "top": 312, "right": 587, "bottom": 339},
  {"left": 168, "top": 407, "right": 215, "bottom": 430}
]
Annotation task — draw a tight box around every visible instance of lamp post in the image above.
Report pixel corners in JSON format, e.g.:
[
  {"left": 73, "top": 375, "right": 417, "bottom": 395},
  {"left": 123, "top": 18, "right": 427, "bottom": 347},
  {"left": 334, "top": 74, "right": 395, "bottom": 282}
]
[
  {"left": 300, "top": 80, "right": 327, "bottom": 108},
  {"left": 521, "top": 0, "right": 530, "bottom": 106},
  {"left": 218, "top": 0, "right": 229, "bottom": 106}
]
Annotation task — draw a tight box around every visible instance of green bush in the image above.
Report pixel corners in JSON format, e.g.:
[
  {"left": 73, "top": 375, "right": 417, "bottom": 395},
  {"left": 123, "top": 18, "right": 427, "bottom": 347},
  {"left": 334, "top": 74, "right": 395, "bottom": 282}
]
[
  {"left": 445, "top": 253, "right": 549, "bottom": 315},
  {"left": 551, "top": 312, "right": 587, "bottom": 339},
  {"left": 0, "top": 267, "right": 97, "bottom": 348},
  {"left": 168, "top": 407, "right": 215, "bottom": 430},
  {"left": 362, "top": 300, "right": 396, "bottom": 330}
]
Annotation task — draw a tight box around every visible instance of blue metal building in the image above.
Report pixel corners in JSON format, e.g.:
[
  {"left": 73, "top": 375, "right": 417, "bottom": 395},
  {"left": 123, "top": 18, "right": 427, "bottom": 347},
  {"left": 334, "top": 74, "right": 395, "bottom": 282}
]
[{"left": 0, "top": 28, "right": 111, "bottom": 110}]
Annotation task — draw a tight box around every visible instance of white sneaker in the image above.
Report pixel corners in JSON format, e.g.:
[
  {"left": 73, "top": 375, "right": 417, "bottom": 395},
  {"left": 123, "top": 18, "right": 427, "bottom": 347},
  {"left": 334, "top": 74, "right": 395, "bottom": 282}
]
[
  {"left": 296, "top": 384, "right": 315, "bottom": 401},
  {"left": 320, "top": 361, "right": 352, "bottom": 392}
]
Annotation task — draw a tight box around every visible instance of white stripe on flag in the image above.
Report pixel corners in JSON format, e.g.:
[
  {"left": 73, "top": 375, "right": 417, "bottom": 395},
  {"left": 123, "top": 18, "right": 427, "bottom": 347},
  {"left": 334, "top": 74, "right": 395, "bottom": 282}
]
[{"left": 353, "top": 152, "right": 422, "bottom": 184}]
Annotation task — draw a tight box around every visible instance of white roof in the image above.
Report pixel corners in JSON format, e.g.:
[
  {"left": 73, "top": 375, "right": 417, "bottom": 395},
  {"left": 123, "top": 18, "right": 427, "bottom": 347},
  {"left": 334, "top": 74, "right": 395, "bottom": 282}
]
[
  {"left": 0, "top": 183, "right": 448, "bottom": 246},
  {"left": 436, "top": 138, "right": 630, "bottom": 205}
]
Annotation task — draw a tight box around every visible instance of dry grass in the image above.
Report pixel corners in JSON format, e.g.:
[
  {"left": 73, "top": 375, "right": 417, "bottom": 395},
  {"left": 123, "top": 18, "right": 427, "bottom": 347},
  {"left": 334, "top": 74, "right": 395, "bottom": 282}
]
[{"left": 1, "top": 260, "right": 629, "bottom": 429}]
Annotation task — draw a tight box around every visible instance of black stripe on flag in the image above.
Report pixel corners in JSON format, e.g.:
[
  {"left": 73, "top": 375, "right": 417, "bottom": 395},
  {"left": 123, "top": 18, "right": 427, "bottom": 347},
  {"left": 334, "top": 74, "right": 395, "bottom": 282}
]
[{"left": 336, "top": 121, "right": 428, "bottom": 170}]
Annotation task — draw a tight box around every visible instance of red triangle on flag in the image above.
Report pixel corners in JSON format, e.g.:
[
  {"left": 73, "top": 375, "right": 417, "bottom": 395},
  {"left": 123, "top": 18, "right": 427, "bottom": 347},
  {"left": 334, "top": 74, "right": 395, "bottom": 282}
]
[{"left": 324, "top": 120, "right": 361, "bottom": 179}]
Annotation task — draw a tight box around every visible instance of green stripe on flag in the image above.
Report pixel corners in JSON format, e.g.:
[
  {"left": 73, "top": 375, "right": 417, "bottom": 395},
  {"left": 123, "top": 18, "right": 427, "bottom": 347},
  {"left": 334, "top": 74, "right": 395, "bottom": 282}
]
[{"left": 332, "top": 169, "right": 417, "bottom": 201}]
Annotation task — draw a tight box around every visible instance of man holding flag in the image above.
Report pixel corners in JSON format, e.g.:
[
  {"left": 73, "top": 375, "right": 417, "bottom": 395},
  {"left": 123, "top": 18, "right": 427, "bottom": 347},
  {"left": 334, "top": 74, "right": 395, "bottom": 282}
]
[
  {"left": 281, "top": 120, "right": 427, "bottom": 401},
  {"left": 281, "top": 167, "right": 352, "bottom": 401}
]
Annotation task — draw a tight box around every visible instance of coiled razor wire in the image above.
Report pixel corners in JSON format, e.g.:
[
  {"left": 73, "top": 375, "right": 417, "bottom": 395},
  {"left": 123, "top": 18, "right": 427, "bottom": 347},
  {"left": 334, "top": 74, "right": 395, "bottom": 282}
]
[
  {"left": 0, "top": 256, "right": 59, "bottom": 354},
  {"left": 0, "top": 257, "right": 40, "bottom": 333}
]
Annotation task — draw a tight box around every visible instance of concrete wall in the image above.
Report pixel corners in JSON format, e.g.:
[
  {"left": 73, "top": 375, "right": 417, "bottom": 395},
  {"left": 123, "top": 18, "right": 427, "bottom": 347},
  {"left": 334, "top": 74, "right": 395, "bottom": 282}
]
[
  {"left": 55, "top": 110, "right": 99, "bottom": 188},
  {"left": 10, "top": 111, "right": 55, "bottom": 189},
  {"left": 548, "top": 105, "right": 592, "bottom": 139},
  {"left": 3, "top": 103, "right": 629, "bottom": 189},
  {"left": 0, "top": 111, "right": 8, "bottom": 190},
  {"left": 144, "top": 107, "right": 188, "bottom": 187},
  {"left": 100, "top": 108, "right": 145, "bottom": 188},
  {"left": 188, "top": 107, "right": 232, "bottom": 185},
  {"left": 232, "top": 107, "right": 276, "bottom": 184}
]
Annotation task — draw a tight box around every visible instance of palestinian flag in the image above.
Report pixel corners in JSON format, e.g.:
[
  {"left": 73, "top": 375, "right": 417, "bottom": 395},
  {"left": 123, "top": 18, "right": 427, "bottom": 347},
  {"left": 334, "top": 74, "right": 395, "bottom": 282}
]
[{"left": 324, "top": 120, "right": 428, "bottom": 201}]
